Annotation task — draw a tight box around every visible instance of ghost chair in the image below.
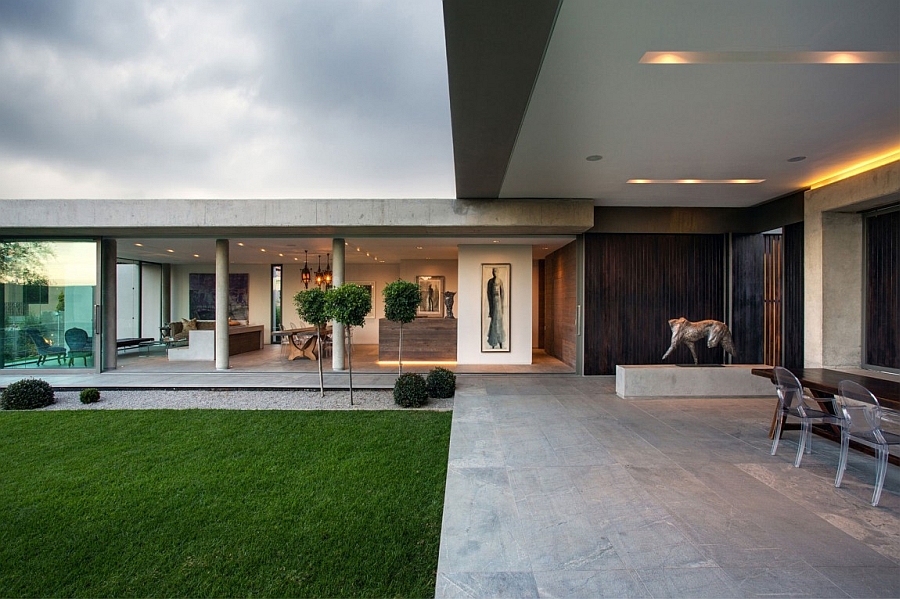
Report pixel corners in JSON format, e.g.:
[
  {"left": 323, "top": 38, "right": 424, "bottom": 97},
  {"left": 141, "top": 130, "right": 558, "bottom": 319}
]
[
  {"left": 834, "top": 380, "right": 900, "bottom": 506},
  {"left": 23, "top": 327, "right": 67, "bottom": 366},
  {"left": 771, "top": 366, "right": 842, "bottom": 467},
  {"left": 65, "top": 327, "right": 93, "bottom": 367}
]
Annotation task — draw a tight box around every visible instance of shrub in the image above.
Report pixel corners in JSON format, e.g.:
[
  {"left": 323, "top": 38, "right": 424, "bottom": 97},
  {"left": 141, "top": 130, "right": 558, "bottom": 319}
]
[
  {"left": 426, "top": 367, "right": 456, "bottom": 398},
  {"left": 1, "top": 378, "right": 55, "bottom": 410},
  {"left": 79, "top": 388, "right": 100, "bottom": 404},
  {"left": 393, "top": 373, "right": 428, "bottom": 408}
]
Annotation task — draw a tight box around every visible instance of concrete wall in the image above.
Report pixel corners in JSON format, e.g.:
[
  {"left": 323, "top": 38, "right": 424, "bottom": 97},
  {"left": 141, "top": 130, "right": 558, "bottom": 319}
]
[
  {"left": 804, "top": 160, "right": 900, "bottom": 368},
  {"left": 457, "top": 245, "right": 533, "bottom": 365}
]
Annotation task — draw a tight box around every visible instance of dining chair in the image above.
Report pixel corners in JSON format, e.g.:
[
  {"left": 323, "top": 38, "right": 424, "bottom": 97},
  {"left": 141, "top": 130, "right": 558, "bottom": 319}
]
[
  {"left": 834, "top": 380, "right": 900, "bottom": 506},
  {"left": 771, "top": 366, "right": 842, "bottom": 467}
]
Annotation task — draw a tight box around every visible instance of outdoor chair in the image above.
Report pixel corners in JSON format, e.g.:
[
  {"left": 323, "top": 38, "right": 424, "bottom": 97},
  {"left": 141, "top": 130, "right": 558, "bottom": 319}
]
[
  {"left": 24, "top": 327, "right": 67, "bottom": 366},
  {"left": 834, "top": 380, "right": 900, "bottom": 506},
  {"left": 771, "top": 366, "right": 842, "bottom": 467},
  {"left": 64, "top": 327, "right": 93, "bottom": 367}
]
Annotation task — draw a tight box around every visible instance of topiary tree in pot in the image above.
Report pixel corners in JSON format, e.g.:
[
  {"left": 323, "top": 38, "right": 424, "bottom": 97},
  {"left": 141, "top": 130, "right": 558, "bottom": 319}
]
[
  {"left": 324, "top": 283, "right": 371, "bottom": 405},
  {"left": 293, "top": 288, "right": 329, "bottom": 397},
  {"left": 382, "top": 279, "right": 421, "bottom": 375}
]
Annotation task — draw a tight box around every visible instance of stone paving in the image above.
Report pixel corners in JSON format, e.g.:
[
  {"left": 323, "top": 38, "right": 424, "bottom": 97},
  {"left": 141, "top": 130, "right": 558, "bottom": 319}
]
[{"left": 436, "top": 375, "right": 900, "bottom": 598}]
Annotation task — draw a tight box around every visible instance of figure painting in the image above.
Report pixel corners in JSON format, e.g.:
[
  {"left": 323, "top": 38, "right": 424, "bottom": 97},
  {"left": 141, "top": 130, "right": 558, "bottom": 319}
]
[
  {"left": 481, "top": 263, "right": 510, "bottom": 352},
  {"left": 416, "top": 275, "right": 444, "bottom": 317}
]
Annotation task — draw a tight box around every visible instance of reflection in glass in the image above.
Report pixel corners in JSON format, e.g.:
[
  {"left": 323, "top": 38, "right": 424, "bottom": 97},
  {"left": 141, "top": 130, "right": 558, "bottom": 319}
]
[{"left": 1, "top": 241, "right": 97, "bottom": 370}]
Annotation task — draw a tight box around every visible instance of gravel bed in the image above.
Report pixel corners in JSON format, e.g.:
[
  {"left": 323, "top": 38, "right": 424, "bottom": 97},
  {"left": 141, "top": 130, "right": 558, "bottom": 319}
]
[{"left": 40, "top": 389, "right": 453, "bottom": 411}]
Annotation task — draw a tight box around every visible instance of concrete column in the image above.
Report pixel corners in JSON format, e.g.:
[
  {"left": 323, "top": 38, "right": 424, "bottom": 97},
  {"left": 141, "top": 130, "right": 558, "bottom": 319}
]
[
  {"left": 101, "top": 238, "right": 117, "bottom": 371},
  {"left": 215, "top": 239, "right": 230, "bottom": 370},
  {"left": 804, "top": 212, "right": 863, "bottom": 368},
  {"left": 332, "top": 238, "right": 346, "bottom": 371}
]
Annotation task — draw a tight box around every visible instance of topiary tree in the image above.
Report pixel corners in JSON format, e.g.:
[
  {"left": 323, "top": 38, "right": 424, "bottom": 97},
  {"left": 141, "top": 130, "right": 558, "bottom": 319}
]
[
  {"left": 393, "top": 372, "right": 428, "bottom": 408},
  {"left": 324, "top": 284, "right": 371, "bottom": 405},
  {"left": 294, "top": 288, "right": 329, "bottom": 397},
  {"left": 79, "top": 388, "right": 100, "bottom": 404},
  {"left": 382, "top": 279, "right": 421, "bottom": 374},
  {"left": 426, "top": 367, "right": 456, "bottom": 398},
  {"left": 1, "top": 378, "right": 54, "bottom": 410}
]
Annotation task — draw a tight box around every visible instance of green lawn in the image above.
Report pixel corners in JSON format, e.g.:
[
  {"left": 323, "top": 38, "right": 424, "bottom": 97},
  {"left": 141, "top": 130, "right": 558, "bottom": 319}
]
[{"left": 0, "top": 409, "right": 452, "bottom": 598}]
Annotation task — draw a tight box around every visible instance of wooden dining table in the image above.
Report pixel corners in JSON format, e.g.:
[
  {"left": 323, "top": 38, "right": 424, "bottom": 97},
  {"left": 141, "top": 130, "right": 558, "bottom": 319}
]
[
  {"left": 272, "top": 326, "right": 331, "bottom": 361},
  {"left": 752, "top": 366, "right": 900, "bottom": 463}
]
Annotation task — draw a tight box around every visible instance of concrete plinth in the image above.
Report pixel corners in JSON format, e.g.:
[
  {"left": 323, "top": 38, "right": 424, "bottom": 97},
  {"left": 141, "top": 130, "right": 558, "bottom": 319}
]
[
  {"left": 616, "top": 364, "right": 775, "bottom": 398},
  {"left": 168, "top": 330, "right": 215, "bottom": 361}
]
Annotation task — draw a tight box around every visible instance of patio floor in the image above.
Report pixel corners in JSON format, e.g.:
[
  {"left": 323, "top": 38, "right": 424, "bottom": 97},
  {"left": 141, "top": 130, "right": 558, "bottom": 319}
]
[{"left": 436, "top": 375, "right": 900, "bottom": 598}]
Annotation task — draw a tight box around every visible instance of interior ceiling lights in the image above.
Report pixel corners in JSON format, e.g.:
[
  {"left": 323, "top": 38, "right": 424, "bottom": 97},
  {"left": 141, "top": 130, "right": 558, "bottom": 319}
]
[
  {"left": 324, "top": 253, "right": 333, "bottom": 285},
  {"left": 315, "top": 255, "right": 324, "bottom": 287},
  {"left": 639, "top": 51, "right": 900, "bottom": 64},
  {"left": 627, "top": 179, "right": 764, "bottom": 184},
  {"left": 301, "top": 250, "right": 311, "bottom": 289}
]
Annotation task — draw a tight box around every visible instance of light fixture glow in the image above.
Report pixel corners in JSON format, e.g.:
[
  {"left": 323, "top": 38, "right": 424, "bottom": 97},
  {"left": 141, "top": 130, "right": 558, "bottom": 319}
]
[
  {"left": 193, "top": 254, "right": 200, "bottom": 258},
  {"left": 166, "top": 249, "right": 175, "bottom": 253},
  {"left": 627, "top": 178, "right": 764, "bottom": 184},
  {"left": 237, "top": 242, "right": 245, "bottom": 246},
  {"left": 301, "top": 250, "right": 311, "bottom": 288},
  {"left": 640, "top": 51, "right": 899, "bottom": 64},
  {"left": 808, "top": 149, "right": 900, "bottom": 189},
  {"left": 134, "top": 243, "right": 143, "bottom": 247}
]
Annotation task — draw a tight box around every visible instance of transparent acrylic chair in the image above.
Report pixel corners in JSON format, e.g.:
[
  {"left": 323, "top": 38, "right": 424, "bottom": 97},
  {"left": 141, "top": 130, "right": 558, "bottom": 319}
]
[
  {"left": 834, "top": 379, "right": 900, "bottom": 506},
  {"left": 771, "top": 366, "right": 842, "bottom": 467}
]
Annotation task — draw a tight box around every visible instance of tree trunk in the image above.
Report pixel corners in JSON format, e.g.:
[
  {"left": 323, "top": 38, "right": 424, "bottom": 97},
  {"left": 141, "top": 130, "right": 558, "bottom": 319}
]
[
  {"left": 347, "top": 327, "right": 354, "bottom": 405},
  {"left": 398, "top": 321, "right": 403, "bottom": 375},
  {"left": 316, "top": 328, "right": 324, "bottom": 397}
]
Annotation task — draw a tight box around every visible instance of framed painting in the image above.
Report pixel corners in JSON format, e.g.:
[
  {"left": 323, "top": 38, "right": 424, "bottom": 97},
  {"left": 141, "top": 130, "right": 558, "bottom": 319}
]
[
  {"left": 481, "top": 264, "right": 510, "bottom": 352},
  {"left": 189, "top": 273, "right": 249, "bottom": 321},
  {"left": 416, "top": 275, "right": 444, "bottom": 317},
  {"left": 349, "top": 282, "right": 376, "bottom": 318}
]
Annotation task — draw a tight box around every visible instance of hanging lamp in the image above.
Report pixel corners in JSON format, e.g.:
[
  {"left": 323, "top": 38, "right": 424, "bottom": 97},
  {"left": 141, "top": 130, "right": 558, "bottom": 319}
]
[
  {"left": 324, "top": 253, "right": 333, "bottom": 286},
  {"left": 301, "top": 250, "right": 311, "bottom": 288},
  {"left": 315, "top": 254, "right": 324, "bottom": 287}
]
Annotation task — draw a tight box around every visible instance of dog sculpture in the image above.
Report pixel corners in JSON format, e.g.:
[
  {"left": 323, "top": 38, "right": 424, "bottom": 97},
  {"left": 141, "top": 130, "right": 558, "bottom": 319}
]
[{"left": 661, "top": 317, "right": 736, "bottom": 364}]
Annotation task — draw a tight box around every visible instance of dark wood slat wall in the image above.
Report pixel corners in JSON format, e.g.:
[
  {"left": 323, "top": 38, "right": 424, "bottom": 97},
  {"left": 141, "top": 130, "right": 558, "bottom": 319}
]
[
  {"left": 865, "top": 209, "right": 899, "bottom": 370},
  {"left": 731, "top": 234, "right": 765, "bottom": 364},
  {"left": 584, "top": 234, "right": 725, "bottom": 375},
  {"left": 782, "top": 222, "right": 805, "bottom": 370},
  {"left": 543, "top": 241, "right": 577, "bottom": 367},
  {"left": 763, "top": 234, "right": 783, "bottom": 366}
]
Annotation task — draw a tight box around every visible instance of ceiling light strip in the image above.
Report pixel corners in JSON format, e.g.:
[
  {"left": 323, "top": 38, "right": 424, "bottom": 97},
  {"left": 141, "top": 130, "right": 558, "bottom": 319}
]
[
  {"left": 640, "top": 51, "right": 900, "bottom": 64},
  {"left": 809, "top": 149, "right": 900, "bottom": 190},
  {"left": 627, "top": 179, "right": 764, "bottom": 184}
]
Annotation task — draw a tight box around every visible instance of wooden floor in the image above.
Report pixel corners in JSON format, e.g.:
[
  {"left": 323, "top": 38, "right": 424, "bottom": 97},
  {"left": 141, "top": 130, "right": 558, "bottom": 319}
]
[{"left": 113, "top": 343, "right": 575, "bottom": 375}]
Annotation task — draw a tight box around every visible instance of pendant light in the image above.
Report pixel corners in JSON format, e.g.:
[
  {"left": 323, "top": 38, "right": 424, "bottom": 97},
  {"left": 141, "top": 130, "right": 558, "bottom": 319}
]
[
  {"left": 324, "top": 253, "right": 333, "bottom": 286},
  {"left": 315, "top": 254, "right": 324, "bottom": 287},
  {"left": 301, "top": 250, "right": 311, "bottom": 288}
]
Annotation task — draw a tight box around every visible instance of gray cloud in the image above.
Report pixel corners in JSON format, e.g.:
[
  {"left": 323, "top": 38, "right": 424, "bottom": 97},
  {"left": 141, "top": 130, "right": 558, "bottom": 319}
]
[{"left": 0, "top": 0, "right": 454, "bottom": 199}]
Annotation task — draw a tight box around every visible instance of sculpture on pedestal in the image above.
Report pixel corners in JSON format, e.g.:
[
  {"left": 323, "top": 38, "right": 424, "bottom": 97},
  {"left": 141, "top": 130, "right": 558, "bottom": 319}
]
[
  {"left": 443, "top": 291, "right": 456, "bottom": 319},
  {"left": 661, "top": 317, "right": 736, "bottom": 364}
]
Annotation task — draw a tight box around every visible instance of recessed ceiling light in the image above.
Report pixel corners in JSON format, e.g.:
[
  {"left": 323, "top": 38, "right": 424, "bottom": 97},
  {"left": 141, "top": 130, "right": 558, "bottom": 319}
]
[
  {"left": 586, "top": 155, "right": 603, "bottom": 162},
  {"left": 628, "top": 179, "right": 764, "bottom": 184},
  {"left": 193, "top": 254, "right": 200, "bottom": 258},
  {"left": 640, "top": 51, "right": 899, "bottom": 64},
  {"left": 492, "top": 240, "right": 500, "bottom": 243},
  {"left": 134, "top": 243, "right": 143, "bottom": 247},
  {"left": 237, "top": 242, "right": 244, "bottom": 247},
  {"left": 260, "top": 248, "right": 266, "bottom": 252},
  {"left": 787, "top": 156, "right": 807, "bottom": 162},
  {"left": 416, "top": 246, "right": 423, "bottom": 250},
  {"left": 279, "top": 253, "right": 284, "bottom": 257},
  {"left": 166, "top": 249, "right": 175, "bottom": 253}
]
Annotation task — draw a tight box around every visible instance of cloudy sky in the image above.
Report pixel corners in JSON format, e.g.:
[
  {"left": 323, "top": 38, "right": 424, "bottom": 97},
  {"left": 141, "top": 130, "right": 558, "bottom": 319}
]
[{"left": 0, "top": 0, "right": 455, "bottom": 199}]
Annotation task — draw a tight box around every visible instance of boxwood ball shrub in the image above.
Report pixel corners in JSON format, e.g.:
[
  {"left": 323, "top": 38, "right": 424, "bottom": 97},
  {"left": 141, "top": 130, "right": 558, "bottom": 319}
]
[
  {"left": 1, "top": 378, "right": 55, "bottom": 410},
  {"left": 394, "top": 373, "right": 428, "bottom": 408},
  {"left": 426, "top": 367, "right": 456, "bottom": 398},
  {"left": 79, "top": 388, "right": 101, "bottom": 404}
]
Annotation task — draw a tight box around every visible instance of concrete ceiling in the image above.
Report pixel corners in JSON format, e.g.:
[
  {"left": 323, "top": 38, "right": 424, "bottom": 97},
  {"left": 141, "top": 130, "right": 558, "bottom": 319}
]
[{"left": 444, "top": 0, "right": 900, "bottom": 207}]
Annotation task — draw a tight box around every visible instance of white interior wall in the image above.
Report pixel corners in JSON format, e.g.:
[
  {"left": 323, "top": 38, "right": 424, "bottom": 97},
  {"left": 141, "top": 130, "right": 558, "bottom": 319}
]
[
  {"left": 141, "top": 263, "right": 162, "bottom": 339},
  {"left": 457, "top": 245, "right": 533, "bottom": 365},
  {"left": 116, "top": 263, "right": 139, "bottom": 338}
]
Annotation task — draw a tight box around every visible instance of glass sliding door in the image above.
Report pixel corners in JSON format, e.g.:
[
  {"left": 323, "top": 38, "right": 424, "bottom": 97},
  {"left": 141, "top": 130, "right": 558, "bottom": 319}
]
[{"left": 1, "top": 241, "right": 98, "bottom": 370}]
